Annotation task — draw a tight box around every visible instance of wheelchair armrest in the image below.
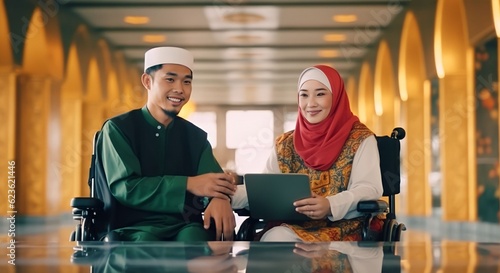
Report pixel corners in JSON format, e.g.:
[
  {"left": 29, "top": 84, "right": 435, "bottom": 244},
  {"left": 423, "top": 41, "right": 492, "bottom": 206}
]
[
  {"left": 71, "top": 197, "right": 104, "bottom": 210},
  {"left": 357, "top": 200, "right": 388, "bottom": 213}
]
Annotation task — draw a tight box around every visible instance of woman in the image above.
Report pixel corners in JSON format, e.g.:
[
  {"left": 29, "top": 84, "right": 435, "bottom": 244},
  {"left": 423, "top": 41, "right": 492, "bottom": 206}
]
[{"left": 234, "top": 65, "right": 383, "bottom": 242}]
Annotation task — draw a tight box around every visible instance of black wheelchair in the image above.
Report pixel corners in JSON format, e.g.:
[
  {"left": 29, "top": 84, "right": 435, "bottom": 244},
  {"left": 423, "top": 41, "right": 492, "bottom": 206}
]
[
  {"left": 70, "top": 131, "right": 106, "bottom": 242},
  {"left": 235, "top": 127, "right": 407, "bottom": 242},
  {"left": 70, "top": 127, "right": 406, "bottom": 243}
]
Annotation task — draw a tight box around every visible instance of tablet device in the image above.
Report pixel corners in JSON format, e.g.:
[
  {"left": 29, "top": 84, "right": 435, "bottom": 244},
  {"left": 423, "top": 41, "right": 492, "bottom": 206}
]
[{"left": 244, "top": 173, "right": 311, "bottom": 221}]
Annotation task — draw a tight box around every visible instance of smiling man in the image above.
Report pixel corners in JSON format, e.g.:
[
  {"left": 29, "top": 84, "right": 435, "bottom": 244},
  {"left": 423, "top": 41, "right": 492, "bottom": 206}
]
[{"left": 98, "top": 47, "right": 236, "bottom": 241}]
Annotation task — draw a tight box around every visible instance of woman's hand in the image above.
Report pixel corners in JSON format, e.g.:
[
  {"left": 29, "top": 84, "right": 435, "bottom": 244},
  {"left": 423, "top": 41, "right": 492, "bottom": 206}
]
[
  {"left": 293, "top": 242, "right": 330, "bottom": 258},
  {"left": 293, "top": 193, "right": 331, "bottom": 220}
]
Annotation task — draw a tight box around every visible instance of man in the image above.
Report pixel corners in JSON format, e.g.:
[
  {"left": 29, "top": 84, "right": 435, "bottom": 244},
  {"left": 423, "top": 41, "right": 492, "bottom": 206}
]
[{"left": 98, "top": 46, "right": 236, "bottom": 241}]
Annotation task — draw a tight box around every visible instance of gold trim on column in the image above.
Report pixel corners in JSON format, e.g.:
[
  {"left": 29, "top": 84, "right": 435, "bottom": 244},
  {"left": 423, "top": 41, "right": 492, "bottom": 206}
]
[
  {"left": 435, "top": 0, "right": 475, "bottom": 221},
  {"left": 399, "top": 11, "right": 432, "bottom": 216},
  {"left": 0, "top": 73, "right": 16, "bottom": 216},
  {"left": 80, "top": 57, "right": 106, "bottom": 197},
  {"left": 374, "top": 40, "right": 397, "bottom": 136},
  {"left": 358, "top": 62, "right": 376, "bottom": 131},
  {"left": 16, "top": 75, "right": 51, "bottom": 216},
  {"left": 60, "top": 42, "right": 84, "bottom": 211},
  {"left": 440, "top": 241, "right": 476, "bottom": 273},
  {"left": 439, "top": 75, "right": 474, "bottom": 221},
  {"left": 345, "top": 76, "right": 358, "bottom": 115},
  {"left": 404, "top": 231, "right": 433, "bottom": 273}
]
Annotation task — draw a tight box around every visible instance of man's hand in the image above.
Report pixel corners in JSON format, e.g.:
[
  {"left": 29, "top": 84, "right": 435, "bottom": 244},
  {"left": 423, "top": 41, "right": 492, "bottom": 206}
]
[
  {"left": 187, "top": 242, "right": 237, "bottom": 273},
  {"left": 187, "top": 173, "right": 237, "bottom": 200},
  {"left": 293, "top": 193, "right": 331, "bottom": 220},
  {"left": 204, "top": 198, "right": 236, "bottom": 241}
]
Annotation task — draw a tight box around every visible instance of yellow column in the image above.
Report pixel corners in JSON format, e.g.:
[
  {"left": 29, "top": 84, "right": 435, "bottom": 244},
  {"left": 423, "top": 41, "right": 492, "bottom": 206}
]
[
  {"left": 0, "top": 72, "right": 16, "bottom": 217},
  {"left": 379, "top": 99, "right": 395, "bottom": 135},
  {"left": 16, "top": 75, "right": 51, "bottom": 216},
  {"left": 439, "top": 74, "right": 475, "bottom": 221},
  {"left": 405, "top": 83, "right": 432, "bottom": 216},
  {"left": 404, "top": 232, "right": 432, "bottom": 273},
  {"left": 59, "top": 97, "right": 82, "bottom": 208},
  {"left": 441, "top": 241, "right": 476, "bottom": 273},
  {"left": 80, "top": 101, "right": 105, "bottom": 197}
]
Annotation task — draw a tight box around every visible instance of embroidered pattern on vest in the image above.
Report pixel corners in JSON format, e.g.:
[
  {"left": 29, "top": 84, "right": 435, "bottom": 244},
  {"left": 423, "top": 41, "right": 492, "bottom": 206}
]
[{"left": 275, "top": 121, "right": 373, "bottom": 241}]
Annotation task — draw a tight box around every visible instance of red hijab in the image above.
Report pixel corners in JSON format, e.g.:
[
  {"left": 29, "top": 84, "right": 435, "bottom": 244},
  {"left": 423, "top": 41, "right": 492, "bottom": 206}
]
[{"left": 293, "top": 65, "right": 359, "bottom": 171}]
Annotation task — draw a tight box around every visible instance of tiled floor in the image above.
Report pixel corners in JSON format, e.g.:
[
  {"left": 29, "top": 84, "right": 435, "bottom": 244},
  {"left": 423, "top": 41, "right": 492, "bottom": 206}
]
[{"left": 0, "top": 214, "right": 499, "bottom": 273}]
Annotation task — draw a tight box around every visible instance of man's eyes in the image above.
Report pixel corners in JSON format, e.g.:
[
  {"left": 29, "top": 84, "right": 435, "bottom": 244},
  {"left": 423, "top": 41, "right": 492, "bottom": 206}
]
[{"left": 164, "top": 78, "right": 191, "bottom": 84}]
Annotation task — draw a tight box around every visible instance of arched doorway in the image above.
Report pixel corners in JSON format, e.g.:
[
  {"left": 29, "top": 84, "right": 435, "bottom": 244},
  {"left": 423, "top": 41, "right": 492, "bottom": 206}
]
[
  {"left": 358, "top": 62, "right": 377, "bottom": 131},
  {"left": 18, "top": 7, "right": 64, "bottom": 216},
  {"left": 346, "top": 75, "right": 359, "bottom": 115},
  {"left": 374, "top": 40, "right": 398, "bottom": 136},
  {"left": 434, "top": 0, "right": 475, "bottom": 221},
  {"left": 59, "top": 40, "right": 84, "bottom": 211},
  {"left": 399, "top": 11, "right": 432, "bottom": 217},
  {"left": 0, "top": 0, "right": 15, "bottom": 216}
]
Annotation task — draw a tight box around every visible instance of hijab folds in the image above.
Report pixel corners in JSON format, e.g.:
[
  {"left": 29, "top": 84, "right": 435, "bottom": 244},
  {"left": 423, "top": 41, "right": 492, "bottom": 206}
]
[{"left": 293, "top": 65, "right": 359, "bottom": 171}]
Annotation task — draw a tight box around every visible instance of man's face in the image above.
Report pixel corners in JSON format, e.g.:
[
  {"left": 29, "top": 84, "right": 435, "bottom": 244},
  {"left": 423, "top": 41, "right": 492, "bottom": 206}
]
[{"left": 143, "top": 64, "right": 193, "bottom": 118}]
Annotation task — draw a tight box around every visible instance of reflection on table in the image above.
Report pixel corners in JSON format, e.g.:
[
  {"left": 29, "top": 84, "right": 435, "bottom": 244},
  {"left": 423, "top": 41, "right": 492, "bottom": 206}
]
[
  {"left": 70, "top": 241, "right": 400, "bottom": 273},
  {"left": 2, "top": 227, "right": 499, "bottom": 272}
]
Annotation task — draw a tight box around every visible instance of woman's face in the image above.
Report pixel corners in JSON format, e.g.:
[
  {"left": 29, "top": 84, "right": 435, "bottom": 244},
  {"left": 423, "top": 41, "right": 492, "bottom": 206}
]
[{"left": 298, "top": 80, "right": 332, "bottom": 124}]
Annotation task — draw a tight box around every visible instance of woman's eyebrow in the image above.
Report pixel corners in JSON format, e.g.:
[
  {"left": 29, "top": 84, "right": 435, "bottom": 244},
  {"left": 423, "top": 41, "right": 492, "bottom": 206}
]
[{"left": 314, "top": 87, "right": 328, "bottom": 91}]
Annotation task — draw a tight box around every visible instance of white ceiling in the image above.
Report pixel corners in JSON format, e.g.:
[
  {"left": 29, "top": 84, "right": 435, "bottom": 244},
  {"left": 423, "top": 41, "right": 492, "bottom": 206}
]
[{"left": 67, "top": 0, "right": 411, "bottom": 106}]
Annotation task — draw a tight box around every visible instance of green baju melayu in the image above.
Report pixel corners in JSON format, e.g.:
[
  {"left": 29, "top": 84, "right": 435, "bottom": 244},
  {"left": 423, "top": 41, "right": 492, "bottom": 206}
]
[{"left": 98, "top": 106, "right": 223, "bottom": 241}]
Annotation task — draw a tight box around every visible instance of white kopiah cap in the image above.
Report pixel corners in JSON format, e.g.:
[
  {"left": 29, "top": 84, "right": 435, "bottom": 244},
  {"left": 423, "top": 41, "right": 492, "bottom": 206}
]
[
  {"left": 298, "top": 67, "right": 331, "bottom": 92},
  {"left": 144, "top": 47, "right": 194, "bottom": 72}
]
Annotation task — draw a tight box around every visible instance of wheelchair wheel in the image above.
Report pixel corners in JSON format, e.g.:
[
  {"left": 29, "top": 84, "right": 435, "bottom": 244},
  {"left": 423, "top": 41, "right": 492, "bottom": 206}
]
[
  {"left": 236, "top": 217, "right": 256, "bottom": 241},
  {"left": 74, "top": 224, "right": 82, "bottom": 242},
  {"left": 383, "top": 219, "right": 397, "bottom": 242},
  {"left": 394, "top": 223, "right": 406, "bottom": 242}
]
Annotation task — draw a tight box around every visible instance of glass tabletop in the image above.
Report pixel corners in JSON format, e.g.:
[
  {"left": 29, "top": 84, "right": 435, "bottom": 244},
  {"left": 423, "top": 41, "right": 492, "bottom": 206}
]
[{"left": 2, "top": 235, "right": 500, "bottom": 273}]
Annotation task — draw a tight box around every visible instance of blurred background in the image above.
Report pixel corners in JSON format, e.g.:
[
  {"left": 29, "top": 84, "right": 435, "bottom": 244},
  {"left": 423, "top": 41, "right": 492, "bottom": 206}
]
[{"left": 0, "top": 0, "right": 499, "bottom": 242}]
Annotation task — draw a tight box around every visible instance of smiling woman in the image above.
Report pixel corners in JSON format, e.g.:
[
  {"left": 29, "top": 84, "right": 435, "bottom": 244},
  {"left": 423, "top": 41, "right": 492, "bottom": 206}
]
[{"left": 231, "top": 65, "right": 383, "bottom": 242}]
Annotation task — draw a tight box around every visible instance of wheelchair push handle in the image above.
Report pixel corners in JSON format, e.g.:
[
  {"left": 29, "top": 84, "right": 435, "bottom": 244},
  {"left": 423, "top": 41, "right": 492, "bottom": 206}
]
[{"left": 390, "top": 127, "right": 405, "bottom": 140}]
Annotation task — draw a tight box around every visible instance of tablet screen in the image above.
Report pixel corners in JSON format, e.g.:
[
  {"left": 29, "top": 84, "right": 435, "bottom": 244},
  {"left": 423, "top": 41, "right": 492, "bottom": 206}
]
[{"left": 244, "top": 173, "right": 311, "bottom": 221}]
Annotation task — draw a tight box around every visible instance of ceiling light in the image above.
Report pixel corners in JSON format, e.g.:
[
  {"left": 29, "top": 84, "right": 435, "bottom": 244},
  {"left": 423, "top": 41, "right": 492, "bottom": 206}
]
[
  {"left": 142, "top": 34, "right": 166, "bottom": 43},
  {"left": 124, "top": 16, "right": 150, "bottom": 25},
  {"left": 238, "top": 52, "right": 261, "bottom": 58},
  {"left": 223, "top": 48, "right": 274, "bottom": 60},
  {"left": 223, "top": 12, "right": 265, "bottom": 23},
  {"left": 323, "top": 34, "right": 347, "bottom": 42},
  {"left": 332, "top": 14, "right": 357, "bottom": 23},
  {"left": 230, "top": 34, "right": 262, "bottom": 42},
  {"left": 318, "top": 50, "right": 339, "bottom": 58}
]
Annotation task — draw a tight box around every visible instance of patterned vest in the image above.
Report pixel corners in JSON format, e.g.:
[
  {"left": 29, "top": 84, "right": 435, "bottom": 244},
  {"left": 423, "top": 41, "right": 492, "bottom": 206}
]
[{"left": 275, "top": 121, "right": 373, "bottom": 241}]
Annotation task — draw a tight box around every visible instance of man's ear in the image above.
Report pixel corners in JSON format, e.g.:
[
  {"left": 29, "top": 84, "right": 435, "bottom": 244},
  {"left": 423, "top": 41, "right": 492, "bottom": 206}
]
[{"left": 141, "top": 73, "right": 152, "bottom": 91}]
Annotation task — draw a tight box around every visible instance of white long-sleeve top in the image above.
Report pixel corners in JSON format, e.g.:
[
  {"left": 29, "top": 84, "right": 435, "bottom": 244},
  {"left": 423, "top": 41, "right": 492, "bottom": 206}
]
[{"left": 232, "top": 135, "right": 383, "bottom": 221}]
